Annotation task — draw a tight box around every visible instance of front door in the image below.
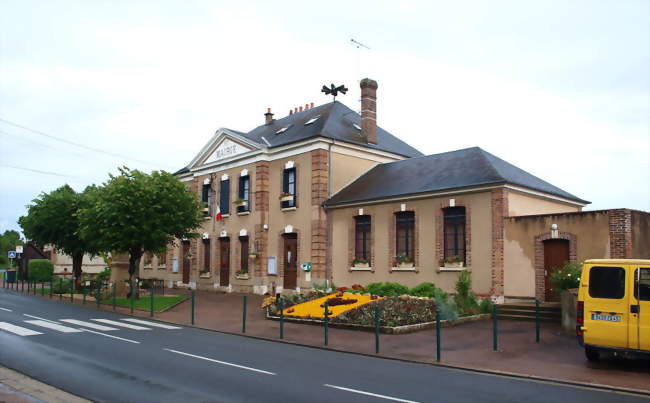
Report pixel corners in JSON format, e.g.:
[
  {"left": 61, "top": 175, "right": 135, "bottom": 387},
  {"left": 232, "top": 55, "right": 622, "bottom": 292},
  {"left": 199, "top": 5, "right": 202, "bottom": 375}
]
[
  {"left": 219, "top": 238, "right": 230, "bottom": 286},
  {"left": 283, "top": 234, "right": 298, "bottom": 289},
  {"left": 543, "top": 239, "right": 569, "bottom": 301},
  {"left": 631, "top": 267, "right": 650, "bottom": 351},
  {"left": 181, "top": 241, "right": 190, "bottom": 284}
]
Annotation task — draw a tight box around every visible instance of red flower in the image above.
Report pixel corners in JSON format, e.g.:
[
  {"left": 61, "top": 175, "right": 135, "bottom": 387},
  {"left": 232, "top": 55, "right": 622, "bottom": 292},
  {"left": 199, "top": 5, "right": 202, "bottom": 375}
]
[{"left": 336, "top": 286, "right": 348, "bottom": 292}]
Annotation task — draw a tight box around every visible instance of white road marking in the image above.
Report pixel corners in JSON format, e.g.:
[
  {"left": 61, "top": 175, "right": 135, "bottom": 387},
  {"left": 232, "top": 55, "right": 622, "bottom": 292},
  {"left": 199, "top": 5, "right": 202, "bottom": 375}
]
[
  {"left": 323, "top": 384, "right": 420, "bottom": 403},
  {"left": 164, "top": 349, "right": 276, "bottom": 375},
  {"left": 0, "top": 308, "right": 12, "bottom": 312},
  {"left": 79, "top": 329, "right": 140, "bottom": 344},
  {"left": 122, "top": 318, "right": 181, "bottom": 329},
  {"left": 60, "top": 319, "right": 118, "bottom": 331},
  {"left": 25, "top": 320, "right": 82, "bottom": 333},
  {"left": 91, "top": 319, "right": 151, "bottom": 330},
  {"left": 23, "top": 314, "right": 58, "bottom": 324},
  {"left": 0, "top": 322, "right": 42, "bottom": 336}
]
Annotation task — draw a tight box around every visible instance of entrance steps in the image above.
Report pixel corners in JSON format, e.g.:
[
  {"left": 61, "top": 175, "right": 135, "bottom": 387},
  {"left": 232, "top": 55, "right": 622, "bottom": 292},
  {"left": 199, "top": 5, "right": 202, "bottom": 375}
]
[{"left": 497, "top": 302, "right": 561, "bottom": 323}]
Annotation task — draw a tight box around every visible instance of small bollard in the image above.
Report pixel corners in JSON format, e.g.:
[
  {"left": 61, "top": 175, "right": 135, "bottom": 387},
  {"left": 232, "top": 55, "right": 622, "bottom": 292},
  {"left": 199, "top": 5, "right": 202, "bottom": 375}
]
[
  {"left": 150, "top": 286, "right": 154, "bottom": 317},
  {"left": 324, "top": 301, "right": 329, "bottom": 346},
  {"left": 279, "top": 297, "right": 284, "bottom": 340},
  {"left": 83, "top": 286, "right": 87, "bottom": 304},
  {"left": 374, "top": 303, "right": 380, "bottom": 354},
  {"left": 21, "top": 280, "right": 24, "bottom": 293},
  {"left": 492, "top": 303, "right": 498, "bottom": 352},
  {"left": 436, "top": 308, "right": 441, "bottom": 362},
  {"left": 191, "top": 290, "right": 196, "bottom": 325},
  {"left": 59, "top": 278, "right": 63, "bottom": 301},
  {"left": 41, "top": 282, "right": 44, "bottom": 296},
  {"left": 33, "top": 280, "right": 36, "bottom": 295},
  {"left": 50, "top": 280, "right": 53, "bottom": 298},
  {"left": 241, "top": 295, "right": 247, "bottom": 333},
  {"left": 112, "top": 282, "right": 116, "bottom": 311},
  {"left": 71, "top": 280, "right": 74, "bottom": 303},
  {"left": 535, "top": 299, "right": 540, "bottom": 343}
]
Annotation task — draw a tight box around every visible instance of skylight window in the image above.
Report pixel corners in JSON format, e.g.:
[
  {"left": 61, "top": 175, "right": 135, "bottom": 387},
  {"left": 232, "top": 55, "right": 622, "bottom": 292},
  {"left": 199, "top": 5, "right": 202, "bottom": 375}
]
[
  {"left": 353, "top": 123, "right": 362, "bottom": 131},
  {"left": 276, "top": 126, "right": 289, "bottom": 134},
  {"left": 304, "top": 115, "right": 321, "bottom": 126}
]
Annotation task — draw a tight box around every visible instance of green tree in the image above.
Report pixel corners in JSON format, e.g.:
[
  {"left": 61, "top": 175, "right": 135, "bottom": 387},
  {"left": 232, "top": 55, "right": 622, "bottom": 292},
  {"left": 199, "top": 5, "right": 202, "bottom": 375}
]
[
  {"left": 18, "top": 185, "right": 98, "bottom": 282},
  {"left": 0, "top": 230, "right": 24, "bottom": 269},
  {"left": 78, "top": 167, "right": 203, "bottom": 292}
]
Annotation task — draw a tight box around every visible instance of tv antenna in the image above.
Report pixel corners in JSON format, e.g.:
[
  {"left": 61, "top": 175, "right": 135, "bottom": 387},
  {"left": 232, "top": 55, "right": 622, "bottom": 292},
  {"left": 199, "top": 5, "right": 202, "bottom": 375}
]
[{"left": 350, "top": 38, "right": 370, "bottom": 49}]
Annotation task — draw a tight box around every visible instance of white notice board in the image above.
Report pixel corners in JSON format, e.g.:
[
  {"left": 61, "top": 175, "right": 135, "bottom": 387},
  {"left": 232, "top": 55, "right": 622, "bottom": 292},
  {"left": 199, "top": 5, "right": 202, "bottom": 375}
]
[{"left": 267, "top": 256, "right": 277, "bottom": 275}]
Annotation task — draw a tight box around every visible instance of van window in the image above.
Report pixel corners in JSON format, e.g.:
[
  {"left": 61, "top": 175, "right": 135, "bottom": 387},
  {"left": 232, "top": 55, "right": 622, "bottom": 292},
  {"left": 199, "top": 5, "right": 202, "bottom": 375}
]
[
  {"left": 634, "top": 268, "right": 650, "bottom": 301},
  {"left": 588, "top": 266, "right": 625, "bottom": 299}
]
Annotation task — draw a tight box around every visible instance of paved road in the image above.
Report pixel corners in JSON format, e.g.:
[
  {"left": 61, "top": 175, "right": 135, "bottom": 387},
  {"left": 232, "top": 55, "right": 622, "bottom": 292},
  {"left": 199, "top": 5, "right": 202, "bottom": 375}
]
[{"left": 0, "top": 289, "right": 647, "bottom": 403}]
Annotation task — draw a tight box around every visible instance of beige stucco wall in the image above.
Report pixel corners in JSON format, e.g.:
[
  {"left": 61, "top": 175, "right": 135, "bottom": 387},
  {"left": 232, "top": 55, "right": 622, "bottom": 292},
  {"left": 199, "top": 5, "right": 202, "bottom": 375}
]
[
  {"left": 503, "top": 210, "right": 611, "bottom": 298},
  {"left": 508, "top": 190, "right": 581, "bottom": 217},
  {"left": 330, "top": 152, "right": 379, "bottom": 195},
  {"left": 329, "top": 191, "right": 493, "bottom": 295},
  {"left": 51, "top": 251, "right": 106, "bottom": 274}
]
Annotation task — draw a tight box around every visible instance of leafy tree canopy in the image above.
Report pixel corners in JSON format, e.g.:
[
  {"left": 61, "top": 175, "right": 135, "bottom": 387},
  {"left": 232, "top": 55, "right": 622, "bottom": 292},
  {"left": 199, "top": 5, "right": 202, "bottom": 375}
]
[
  {"left": 0, "top": 230, "right": 24, "bottom": 268},
  {"left": 18, "top": 185, "right": 99, "bottom": 278},
  {"left": 78, "top": 167, "right": 203, "bottom": 279}
]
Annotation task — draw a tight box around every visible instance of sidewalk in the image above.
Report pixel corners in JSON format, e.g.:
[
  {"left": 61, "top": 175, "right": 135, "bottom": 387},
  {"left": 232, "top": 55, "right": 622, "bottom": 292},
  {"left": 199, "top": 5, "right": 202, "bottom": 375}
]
[{"left": 24, "top": 288, "right": 650, "bottom": 392}]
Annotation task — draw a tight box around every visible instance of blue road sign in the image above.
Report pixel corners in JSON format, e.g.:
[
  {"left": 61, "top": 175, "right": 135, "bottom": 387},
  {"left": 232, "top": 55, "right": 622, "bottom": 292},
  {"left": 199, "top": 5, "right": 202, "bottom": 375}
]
[{"left": 7, "top": 251, "right": 16, "bottom": 259}]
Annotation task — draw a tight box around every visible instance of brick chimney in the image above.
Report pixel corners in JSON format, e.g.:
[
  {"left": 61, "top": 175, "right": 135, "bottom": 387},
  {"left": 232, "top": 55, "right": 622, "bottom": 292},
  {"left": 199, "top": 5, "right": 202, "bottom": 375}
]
[
  {"left": 264, "top": 108, "right": 274, "bottom": 124},
  {"left": 360, "top": 78, "right": 378, "bottom": 144}
]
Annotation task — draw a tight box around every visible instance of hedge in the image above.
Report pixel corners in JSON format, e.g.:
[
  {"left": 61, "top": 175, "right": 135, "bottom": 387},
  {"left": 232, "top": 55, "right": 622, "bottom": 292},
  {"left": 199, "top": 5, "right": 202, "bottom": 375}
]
[{"left": 28, "top": 259, "right": 54, "bottom": 282}]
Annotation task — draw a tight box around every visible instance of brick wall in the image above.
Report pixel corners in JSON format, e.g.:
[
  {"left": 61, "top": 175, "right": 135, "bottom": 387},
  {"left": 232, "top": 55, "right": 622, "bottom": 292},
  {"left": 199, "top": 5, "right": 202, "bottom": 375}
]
[
  {"left": 490, "top": 189, "right": 508, "bottom": 296},
  {"left": 254, "top": 161, "right": 270, "bottom": 275},
  {"left": 311, "top": 149, "right": 328, "bottom": 279},
  {"left": 609, "top": 209, "right": 632, "bottom": 259}
]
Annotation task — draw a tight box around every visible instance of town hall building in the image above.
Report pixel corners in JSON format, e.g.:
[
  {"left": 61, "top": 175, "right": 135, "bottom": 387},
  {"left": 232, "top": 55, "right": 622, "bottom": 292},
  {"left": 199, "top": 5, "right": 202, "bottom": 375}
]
[{"left": 137, "top": 78, "right": 649, "bottom": 302}]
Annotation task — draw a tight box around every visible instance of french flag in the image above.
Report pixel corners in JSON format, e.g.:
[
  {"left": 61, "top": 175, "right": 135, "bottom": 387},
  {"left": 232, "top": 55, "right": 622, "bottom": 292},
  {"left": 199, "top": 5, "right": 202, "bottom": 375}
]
[{"left": 215, "top": 205, "right": 223, "bottom": 221}]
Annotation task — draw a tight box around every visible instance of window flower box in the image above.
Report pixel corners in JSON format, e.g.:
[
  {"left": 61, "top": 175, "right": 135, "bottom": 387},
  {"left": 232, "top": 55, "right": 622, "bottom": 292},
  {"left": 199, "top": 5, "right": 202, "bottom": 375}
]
[
  {"left": 279, "top": 193, "right": 294, "bottom": 202},
  {"left": 235, "top": 271, "right": 250, "bottom": 280},
  {"left": 439, "top": 256, "right": 464, "bottom": 269},
  {"left": 394, "top": 254, "right": 414, "bottom": 268},
  {"left": 199, "top": 269, "right": 211, "bottom": 279},
  {"left": 248, "top": 252, "right": 259, "bottom": 259},
  {"left": 397, "top": 262, "right": 414, "bottom": 269},
  {"left": 233, "top": 199, "right": 248, "bottom": 208},
  {"left": 352, "top": 259, "right": 369, "bottom": 269}
]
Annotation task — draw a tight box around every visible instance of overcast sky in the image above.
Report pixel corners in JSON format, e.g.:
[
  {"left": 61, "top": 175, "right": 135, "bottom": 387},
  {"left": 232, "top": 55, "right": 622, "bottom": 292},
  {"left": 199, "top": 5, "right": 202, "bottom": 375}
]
[{"left": 1, "top": 0, "right": 648, "bottom": 235}]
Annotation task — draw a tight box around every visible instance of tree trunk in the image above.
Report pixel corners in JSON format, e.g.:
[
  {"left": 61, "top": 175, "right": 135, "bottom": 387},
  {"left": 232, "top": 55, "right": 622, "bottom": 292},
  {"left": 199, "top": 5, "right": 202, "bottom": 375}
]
[
  {"left": 128, "top": 250, "right": 142, "bottom": 299},
  {"left": 72, "top": 253, "right": 83, "bottom": 289}
]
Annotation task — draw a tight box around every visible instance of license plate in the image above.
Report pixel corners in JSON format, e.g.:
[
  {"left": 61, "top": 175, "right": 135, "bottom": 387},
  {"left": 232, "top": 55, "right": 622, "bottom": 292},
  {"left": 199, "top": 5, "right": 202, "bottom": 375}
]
[{"left": 591, "top": 313, "right": 621, "bottom": 322}]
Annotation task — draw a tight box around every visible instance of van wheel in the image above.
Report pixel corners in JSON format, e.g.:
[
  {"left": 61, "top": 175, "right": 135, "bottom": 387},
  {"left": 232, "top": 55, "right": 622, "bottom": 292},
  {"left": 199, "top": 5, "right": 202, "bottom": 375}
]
[{"left": 585, "top": 347, "right": 600, "bottom": 362}]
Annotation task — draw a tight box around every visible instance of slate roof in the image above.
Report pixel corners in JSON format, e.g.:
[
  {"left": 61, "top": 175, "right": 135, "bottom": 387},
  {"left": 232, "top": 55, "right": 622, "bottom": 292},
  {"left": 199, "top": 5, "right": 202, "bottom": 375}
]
[
  {"left": 238, "top": 101, "right": 422, "bottom": 158},
  {"left": 173, "top": 101, "right": 423, "bottom": 175},
  {"left": 324, "top": 147, "right": 589, "bottom": 207}
]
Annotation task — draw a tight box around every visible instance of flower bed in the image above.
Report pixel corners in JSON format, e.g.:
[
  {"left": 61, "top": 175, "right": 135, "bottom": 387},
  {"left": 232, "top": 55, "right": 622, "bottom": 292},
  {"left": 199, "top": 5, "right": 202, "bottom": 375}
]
[
  {"left": 331, "top": 295, "right": 435, "bottom": 327},
  {"left": 279, "top": 292, "right": 382, "bottom": 319}
]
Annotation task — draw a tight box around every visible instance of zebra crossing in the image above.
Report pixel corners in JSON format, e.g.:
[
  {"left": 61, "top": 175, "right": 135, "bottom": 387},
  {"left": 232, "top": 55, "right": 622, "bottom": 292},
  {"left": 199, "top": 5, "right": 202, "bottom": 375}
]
[{"left": 0, "top": 317, "right": 182, "bottom": 337}]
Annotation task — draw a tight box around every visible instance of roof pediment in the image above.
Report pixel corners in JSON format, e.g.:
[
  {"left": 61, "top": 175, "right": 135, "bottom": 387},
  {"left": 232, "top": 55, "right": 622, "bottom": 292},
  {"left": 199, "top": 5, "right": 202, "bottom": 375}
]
[{"left": 187, "top": 128, "right": 263, "bottom": 171}]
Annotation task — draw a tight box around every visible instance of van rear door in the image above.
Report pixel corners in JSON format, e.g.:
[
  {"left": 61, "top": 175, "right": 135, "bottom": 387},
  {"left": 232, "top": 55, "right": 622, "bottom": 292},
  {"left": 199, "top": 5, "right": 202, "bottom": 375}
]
[
  {"left": 583, "top": 265, "right": 629, "bottom": 348},
  {"left": 630, "top": 267, "right": 650, "bottom": 351}
]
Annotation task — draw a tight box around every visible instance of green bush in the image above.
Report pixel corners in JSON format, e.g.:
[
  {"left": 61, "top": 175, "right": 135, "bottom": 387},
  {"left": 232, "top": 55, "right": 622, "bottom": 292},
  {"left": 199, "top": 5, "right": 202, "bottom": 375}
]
[
  {"left": 478, "top": 297, "right": 493, "bottom": 314},
  {"left": 51, "top": 278, "right": 73, "bottom": 294},
  {"left": 453, "top": 271, "right": 481, "bottom": 316},
  {"left": 409, "top": 282, "right": 437, "bottom": 298},
  {"left": 550, "top": 262, "right": 582, "bottom": 292},
  {"left": 28, "top": 259, "right": 54, "bottom": 282},
  {"left": 366, "top": 282, "right": 410, "bottom": 297}
]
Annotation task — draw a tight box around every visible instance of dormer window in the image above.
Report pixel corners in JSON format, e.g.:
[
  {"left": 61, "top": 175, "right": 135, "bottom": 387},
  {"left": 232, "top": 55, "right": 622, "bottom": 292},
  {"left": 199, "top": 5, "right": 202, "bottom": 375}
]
[{"left": 304, "top": 115, "right": 321, "bottom": 125}]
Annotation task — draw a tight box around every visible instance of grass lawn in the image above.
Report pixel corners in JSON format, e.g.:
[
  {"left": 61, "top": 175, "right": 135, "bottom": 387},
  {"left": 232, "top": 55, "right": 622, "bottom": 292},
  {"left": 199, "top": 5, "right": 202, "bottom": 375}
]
[{"left": 101, "top": 295, "right": 188, "bottom": 312}]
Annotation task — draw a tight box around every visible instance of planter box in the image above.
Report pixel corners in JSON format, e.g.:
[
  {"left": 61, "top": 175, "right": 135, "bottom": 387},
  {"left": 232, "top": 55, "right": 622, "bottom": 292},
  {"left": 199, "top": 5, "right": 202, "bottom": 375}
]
[
  {"left": 234, "top": 201, "right": 248, "bottom": 207},
  {"left": 397, "top": 262, "right": 414, "bottom": 269},
  {"left": 248, "top": 254, "right": 259, "bottom": 259},
  {"left": 444, "top": 262, "right": 464, "bottom": 269},
  {"left": 353, "top": 262, "right": 369, "bottom": 269},
  {"left": 199, "top": 273, "right": 211, "bottom": 279},
  {"left": 236, "top": 273, "right": 250, "bottom": 280},
  {"left": 279, "top": 195, "right": 294, "bottom": 202}
]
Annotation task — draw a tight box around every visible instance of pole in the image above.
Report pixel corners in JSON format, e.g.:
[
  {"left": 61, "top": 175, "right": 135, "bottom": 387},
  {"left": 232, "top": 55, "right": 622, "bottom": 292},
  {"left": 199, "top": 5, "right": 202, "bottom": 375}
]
[
  {"left": 96, "top": 279, "right": 101, "bottom": 309},
  {"left": 41, "top": 282, "right": 44, "bottom": 296},
  {"left": 150, "top": 286, "right": 154, "bottom": 317},
  {"left": 492, "top": 304, "right": 498, "bottom": 352},
  {"left": 112, "top": 282, "right": 116, "bottom": 311},
  {"left": 241, "top": 295, "right": 247, "bottom": 333},
  {"left": 70, "top": 278, "right": 74, "bottom": 303},
  {"left": 436, "top": 308, "right": 441, "bottom": 362},
  {"left": 83, "top": 285, "right": 87, "bottom": 304},
  {"left": 33, "top": 280, "right": 36, "bottom": 295},
  {"left": 130, "top": 280, "right": 135, "bottom": 314},
  {"left": 50, "top": 279, "right": 53, "bottom": 298},
  {"left": 374, "top": 303, "right": 380, "bottom": 354},
  {"left": 191, "top": 290, "right": 196, "bottom": 325},
  {"left": 279, "top": 297, "right": 284, "bottom": 339},
  {"left": 59, "top": 278, "right": 62, "bottom": 301},
  {"left": 324, "top": 301, "right": 329, "bottom": 346},
  {"left": 535, "top": 299, "right": 540, "bottom": 343}
]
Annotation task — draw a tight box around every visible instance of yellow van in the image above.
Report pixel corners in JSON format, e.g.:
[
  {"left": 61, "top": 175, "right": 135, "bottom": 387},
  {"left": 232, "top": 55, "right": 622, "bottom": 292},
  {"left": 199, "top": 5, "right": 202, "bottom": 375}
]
[{"left": 577, "top": 259, "right": 650, "bottom": 361}]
